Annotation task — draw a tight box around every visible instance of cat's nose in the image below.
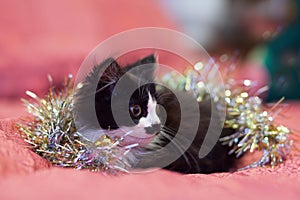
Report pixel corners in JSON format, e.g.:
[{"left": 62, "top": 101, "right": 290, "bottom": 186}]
[{"left": 145, "top": 124, "right": 161, "bottom": 134}]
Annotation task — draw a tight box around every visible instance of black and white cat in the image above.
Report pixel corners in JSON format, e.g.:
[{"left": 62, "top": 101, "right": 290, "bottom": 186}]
[{"left": 76, "top": 55, "right": 236, "bottom": 174}]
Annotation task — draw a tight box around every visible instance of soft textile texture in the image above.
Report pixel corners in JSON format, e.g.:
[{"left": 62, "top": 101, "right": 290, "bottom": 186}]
[
  {"left": 1, "top": 0, "right": 299, "bottom": 199},
  {"left": 0, "top": 0, "right": 176, "bottom": 98},
  {"left": 0, "top": 103, "right": 300, "bottom": 199}
]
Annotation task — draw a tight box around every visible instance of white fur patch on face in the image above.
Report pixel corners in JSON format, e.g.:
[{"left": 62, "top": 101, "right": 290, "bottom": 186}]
[
  {"left": 107, "top": 92, "right": 161, "bottom": 146},
  {"left": 137, "top": 92, "right": 161, "bottom": 128}
]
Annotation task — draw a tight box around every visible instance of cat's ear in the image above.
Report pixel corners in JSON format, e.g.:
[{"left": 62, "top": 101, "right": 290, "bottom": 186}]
[
  {"left": 138, "top": 54, "right": 157, "bottom": 81},
  {"left": 136, "top": 54, "right": 156, "bottom": 66},
  {"left": 125, "top": 54, "right": 157, "bottom": 81},
  {"left": 100, "top": 58, "right": 122, "bottom": 82}
]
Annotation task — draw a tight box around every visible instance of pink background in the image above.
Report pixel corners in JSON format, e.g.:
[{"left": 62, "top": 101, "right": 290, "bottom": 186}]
[{"left": 0, "top": 0, "right": 299, "bottom": 199}]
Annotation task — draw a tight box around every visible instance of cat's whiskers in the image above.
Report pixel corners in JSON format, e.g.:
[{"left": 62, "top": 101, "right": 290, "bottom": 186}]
[
  {"left": 75, "top": 82, "right": 116, "bottom": 101},
  {"left": 157, "top": 129, "right": 192, "bottom": 170},
  {"left": 161, "top": 126, "right": 201, "bottom": 171},
  {"left": 95, "top": 81, "right": 115, "bottom": 94}
]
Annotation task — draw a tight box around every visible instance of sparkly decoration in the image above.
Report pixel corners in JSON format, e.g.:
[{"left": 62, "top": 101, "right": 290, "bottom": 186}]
[
  {"left": 220, "top": 85, "right": 293, "bottom": 169},
  {"left": 161, "top": 65, "right": 294, "bottom": 169},
  {"left": 18, "top": 75, "right": 132, "bottom": 174},
  {"left": 19, "top": 60, "right": 294, "bottom": 173}
]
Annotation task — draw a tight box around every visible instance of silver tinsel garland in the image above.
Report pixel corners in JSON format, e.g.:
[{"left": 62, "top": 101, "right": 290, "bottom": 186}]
[{"left": 18, "top": 64, "right": 294, "bottom": 173}]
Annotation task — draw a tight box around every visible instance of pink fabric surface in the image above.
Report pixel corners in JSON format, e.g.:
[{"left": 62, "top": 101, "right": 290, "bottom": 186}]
[
  {"left": 0, "top": 0, "right": 176, "bottom": 98},
  {"left": 1, "top": 1, "right": 300, "bottom": 199},
  {"left": 0, "top": 103, "right": 299, "bottom": 199},
  {"left": 0, "top": 99, "right": 26, "bottom": 119}
]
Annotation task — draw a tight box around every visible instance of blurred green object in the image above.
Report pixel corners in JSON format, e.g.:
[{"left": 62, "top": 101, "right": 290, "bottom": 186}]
[{"left": 265, "top": 0, "right": 300, "bottom": 102}]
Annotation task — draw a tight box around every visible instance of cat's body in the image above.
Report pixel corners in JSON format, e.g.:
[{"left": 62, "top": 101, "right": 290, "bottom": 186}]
[
  {"left": 133, "top": 87, "right": 236, "bottom": 173},
  {"left": 76, "top": 55, "right": 236, "bottom": 174}
]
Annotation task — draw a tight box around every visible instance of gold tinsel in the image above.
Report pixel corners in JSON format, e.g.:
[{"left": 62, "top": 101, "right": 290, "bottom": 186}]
[
  {"left": 18, "top": 75, "right": 131, "bottom": 174},
  {"left": 18, "top": 65, "right": 294, "bottom": 173},
  {"left": 161, "top": 68, "right": 293, "bottom": 169},
  {"left": 220, "top": 85, "right": 292, "bottom": 169}
]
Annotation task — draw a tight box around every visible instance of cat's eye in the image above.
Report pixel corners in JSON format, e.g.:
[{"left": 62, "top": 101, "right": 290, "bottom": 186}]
[{"left": 130, "top": 105, "right": 142, "bottom": 117}]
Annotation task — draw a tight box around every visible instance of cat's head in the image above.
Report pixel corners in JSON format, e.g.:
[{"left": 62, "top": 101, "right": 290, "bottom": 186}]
[{"left": 95, "top": 55, "right": 161, "bottom": 146}]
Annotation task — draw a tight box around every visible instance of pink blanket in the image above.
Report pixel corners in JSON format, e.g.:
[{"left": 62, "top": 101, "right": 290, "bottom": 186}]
[
  {"left": 1, "top": 1, "right": 300, "bottom": 199},
  {"left": 0, "top": 103, "right": 300, "bottom": 199}
]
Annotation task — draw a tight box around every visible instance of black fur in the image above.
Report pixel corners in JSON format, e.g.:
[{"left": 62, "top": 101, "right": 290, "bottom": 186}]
[
  {"left": 155, "top": 88, "right": 236, "bottom": 173},
  {"left": 77, "top": 54, "right": 237, "bottom": 174},
  {"left": 94, "top": 55, "right": 157, "bottom": 129}
]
